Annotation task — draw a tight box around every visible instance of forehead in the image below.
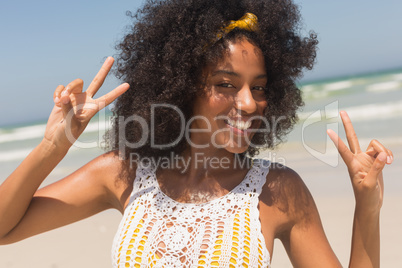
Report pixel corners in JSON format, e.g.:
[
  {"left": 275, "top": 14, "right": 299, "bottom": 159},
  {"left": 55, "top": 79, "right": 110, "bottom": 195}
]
[{"left": 214, "top": 40, "right": 266, "bottom": 72}]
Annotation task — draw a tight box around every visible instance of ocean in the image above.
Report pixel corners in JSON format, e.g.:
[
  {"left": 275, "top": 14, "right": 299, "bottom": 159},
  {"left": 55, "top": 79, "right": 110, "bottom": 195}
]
[
  {"left": 294, "top": 69, "right": 402, "bottom": 149},
  {"left": 1, "top": 68, "right": 402, "bottom": 183}
]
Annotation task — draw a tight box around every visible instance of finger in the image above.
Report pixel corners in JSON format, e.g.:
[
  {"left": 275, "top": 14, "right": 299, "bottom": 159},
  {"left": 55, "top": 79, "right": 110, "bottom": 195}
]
[
  {"left": 95, "top": 83, "right": 130, "bottom": 111},
  {"left": 327, "top": 128, "right": 354, "bottom": 164},
  {"left": 60, "top": 80, "right": 84, "bottom": 118},
  {"left": 364, "top": 152, "right": 387, "bottom": 188},
  {"left": 65, "top": 78, "right": 84, "bottom": 94},
  {"left": 53, "top": 85, "right": 65, "bottom": 105},
  {"left": 59, "top": 79, "right": 84, "bottom": 107},
  {"left": 388, "top": 149, "right": 394, "bottom": 163},
  {"left": 86, "top": 57, "right": 114, "bottom": 97},
  {"left": 366, "top": 139, "right": 393, "bottom": 164},
  {"left": 340, "top": 111, "right": 361, "bottom": 153},
  {"left": 60, "top": 91, "right": 74, "bottom": 120}
]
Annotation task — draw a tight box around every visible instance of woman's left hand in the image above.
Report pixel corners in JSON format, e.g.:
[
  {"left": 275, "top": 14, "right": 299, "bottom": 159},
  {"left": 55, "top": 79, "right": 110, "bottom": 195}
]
[{"left": 327, "top": 111, "right": 393, "bottom": 215}]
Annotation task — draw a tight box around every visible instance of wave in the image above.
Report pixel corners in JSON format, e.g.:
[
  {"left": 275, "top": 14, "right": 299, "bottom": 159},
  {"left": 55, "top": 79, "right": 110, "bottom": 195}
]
[
  {"left": 0, "top": 148, "right": 33, "bottom": 162},
  {"left": 323, "top": 81, "right": 353, "bottom": 92},
  {"left": 299, "top": 100, "right": 402, "bottom": 122},
  {"left": 0, "top": 124, "right": 46, "bottom": 144},
  {"left": 0, "top": 121, "right": 110, "bottom": 144},
  {"left": 301, "top": 70, "right": 402, "bottom": 99},
  {"left": 392, "top": 73, "right": 402, "bottom": 81},
  {"left": 366, "top": 81, "right": 401, "bottom": 92}
]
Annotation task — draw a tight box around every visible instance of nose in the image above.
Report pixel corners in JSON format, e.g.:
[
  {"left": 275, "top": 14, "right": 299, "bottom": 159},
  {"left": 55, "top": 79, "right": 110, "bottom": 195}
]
[{"left": 234, "top": 86, "right": 257, "bottom": 114}]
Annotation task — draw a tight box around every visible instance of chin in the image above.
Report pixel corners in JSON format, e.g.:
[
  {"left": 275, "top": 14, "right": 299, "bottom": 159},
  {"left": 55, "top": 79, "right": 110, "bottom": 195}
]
[
  {"left": 215, "top": 135, "right": 254, "bottom": 154},
  {"left": 224, "top": 144, "right": 249, "bottom": 154}
]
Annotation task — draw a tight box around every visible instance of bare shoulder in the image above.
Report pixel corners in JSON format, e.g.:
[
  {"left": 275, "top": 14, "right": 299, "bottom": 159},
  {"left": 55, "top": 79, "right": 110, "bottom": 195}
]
[
  {"left": 261, "top": 162, "right": 312, "bottom": 209},
  {"left": 83, "top": 150, "right": 136, "bottom": 212},
  {"left": 86, "top": 150, "right": 129, "bottom": 181},
  {"left": 259, "top": 162, "right": 317, "bottom": 235},
  {"left": 36, "top": 150, "right": 136, "bottom": 213},
  {"left": 259, "top": 166, "right": 341, "bottom": 266}
]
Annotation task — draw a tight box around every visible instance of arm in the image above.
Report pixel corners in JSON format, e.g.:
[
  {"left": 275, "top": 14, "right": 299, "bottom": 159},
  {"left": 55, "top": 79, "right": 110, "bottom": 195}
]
[
  {"left": 262, "top": 165, "right": 342, "bottom": 267},
  {"left": 327, "top": 111, "right": 393, "bottom": 268},
  {"left": 0, "top": 57, "right": 129, "bottom": 243},
  {"left": 0, "top": 140, "right": 67, "bottom": 240},
  {"left": 349, "top": 208, "right": 380, "bottom": 268},
  {"left": 263, "top": 113, "right": 392, "bottom": 267},
  {"left": 273, "top": 111, "right": 392, "bottom": 267},
  {"left": 0, "top": 151, "right": 126, "bottom": 244}
]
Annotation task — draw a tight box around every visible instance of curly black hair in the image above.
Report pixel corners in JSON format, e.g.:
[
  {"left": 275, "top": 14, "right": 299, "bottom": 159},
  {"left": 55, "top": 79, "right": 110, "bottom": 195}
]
[{"left": 106, "top": 0, "right": 318, "bottom": 160}]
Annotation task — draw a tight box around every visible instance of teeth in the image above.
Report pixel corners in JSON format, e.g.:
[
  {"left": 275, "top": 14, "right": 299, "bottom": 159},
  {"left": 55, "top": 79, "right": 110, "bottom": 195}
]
[{"left": 227, "top": 119, "right": 252, "bottom": 130}]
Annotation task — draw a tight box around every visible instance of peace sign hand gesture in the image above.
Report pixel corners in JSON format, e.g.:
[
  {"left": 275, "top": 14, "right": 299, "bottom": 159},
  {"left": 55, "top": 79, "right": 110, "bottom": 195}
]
[
  {"left": 327, "top": 111, "right": 393, "bottom": 215},
  {"left": 43, "top": 57, "right": 129, "bottom": 151}
]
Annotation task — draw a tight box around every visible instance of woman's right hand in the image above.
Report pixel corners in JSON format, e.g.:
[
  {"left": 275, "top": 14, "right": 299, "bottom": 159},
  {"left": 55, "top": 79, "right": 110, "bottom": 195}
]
[
  {"left": 0, "top": 58, "right": 129, "bottom": 243},
  {"left": 43, "top": 57, "right": 129, "bottom": 150}
]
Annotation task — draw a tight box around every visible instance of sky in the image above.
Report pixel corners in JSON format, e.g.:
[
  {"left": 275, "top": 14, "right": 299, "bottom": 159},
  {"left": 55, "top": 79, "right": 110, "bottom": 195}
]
[{"left": 1, "top": 0, "right": 401, "bottom": 126}]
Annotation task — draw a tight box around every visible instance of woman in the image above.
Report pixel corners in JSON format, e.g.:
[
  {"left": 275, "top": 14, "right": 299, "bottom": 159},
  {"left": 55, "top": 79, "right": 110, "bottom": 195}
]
[{"left": 0, "top": 0, "right": 393, "bottom": 267}]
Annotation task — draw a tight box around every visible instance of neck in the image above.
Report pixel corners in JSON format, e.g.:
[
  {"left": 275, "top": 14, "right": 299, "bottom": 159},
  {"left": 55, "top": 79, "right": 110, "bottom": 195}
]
[
  {"left": 153, "top": 147, "right": 252, "bottom": 204},
  {"left": 168, "top": 146, "right": 250, "bottom": 182}
]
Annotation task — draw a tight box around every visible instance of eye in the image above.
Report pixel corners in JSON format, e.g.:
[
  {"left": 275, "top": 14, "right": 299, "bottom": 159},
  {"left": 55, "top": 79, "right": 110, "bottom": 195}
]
[
  {"left": 252, "top": 86, "right": 266, "bottom": 91},
  {"left": 217, "top": 83, "right": 235, "bottom": 88}
]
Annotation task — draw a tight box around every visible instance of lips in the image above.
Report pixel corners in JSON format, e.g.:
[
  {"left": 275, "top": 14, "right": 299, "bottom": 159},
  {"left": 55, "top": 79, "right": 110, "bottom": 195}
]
[
  {"left": 223, "top": 118, "right": 255, "bottom": 136},
  {"left": 225, "top": 118, "right": 252, "bottom": 130}
]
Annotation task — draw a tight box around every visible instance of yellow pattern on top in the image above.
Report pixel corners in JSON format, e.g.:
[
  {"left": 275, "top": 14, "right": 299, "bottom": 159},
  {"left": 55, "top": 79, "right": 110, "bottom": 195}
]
[{"left": 112, "top": 159, "right": 271, "bottom": 268}]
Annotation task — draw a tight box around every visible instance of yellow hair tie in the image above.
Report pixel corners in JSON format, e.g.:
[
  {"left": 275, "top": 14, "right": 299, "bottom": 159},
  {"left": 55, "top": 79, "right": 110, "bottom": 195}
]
[
  {"left": 204, "top": 13, "right": 259, "bottom": 50},
  {"left": 216, "top": 13, "right": 259, "bottom": 40}
]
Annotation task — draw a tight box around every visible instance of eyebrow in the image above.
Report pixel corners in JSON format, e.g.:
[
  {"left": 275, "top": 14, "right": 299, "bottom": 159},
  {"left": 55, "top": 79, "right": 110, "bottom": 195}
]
[
  {"left": 211, "top": 70, "right": 267, "bottom": 79},
  {"left": 211, "top": 70, "right": 240, "bottom": 77}
]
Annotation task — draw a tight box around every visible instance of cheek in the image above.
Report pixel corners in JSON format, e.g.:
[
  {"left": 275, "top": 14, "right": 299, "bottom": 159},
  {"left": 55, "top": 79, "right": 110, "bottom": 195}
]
[
  {"left": 258, "top": 100, "right": 268, "bottom": 114},
  {"left": 254, "top": 101, "right": 268, "bottom": 129},
  {"left": 193, "top": 99, "right": 226, "bottom": 129},
  {"left": 193, "top": 89, "right": 236, "bottom": 125},
  {"left": 207, "top": 94, "right": 234, "bottom": 115},
  {"left": 211, "top": 89, "right": 234, "bottom": 103}
]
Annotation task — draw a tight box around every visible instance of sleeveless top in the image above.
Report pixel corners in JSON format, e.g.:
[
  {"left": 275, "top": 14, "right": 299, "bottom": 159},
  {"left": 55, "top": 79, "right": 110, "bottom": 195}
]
[{"left": 111, "top": 159, "right": 271, "bottom": 268}]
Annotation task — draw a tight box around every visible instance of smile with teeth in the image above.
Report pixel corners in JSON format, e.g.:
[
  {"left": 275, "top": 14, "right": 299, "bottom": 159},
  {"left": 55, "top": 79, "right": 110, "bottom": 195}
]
[{"left": 225, "top": 119, "right": 252, "bottom": 130}]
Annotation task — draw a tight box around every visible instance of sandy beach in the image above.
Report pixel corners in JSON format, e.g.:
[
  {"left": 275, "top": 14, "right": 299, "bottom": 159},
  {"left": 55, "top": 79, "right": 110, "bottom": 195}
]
[{"left": 0, "top": 138, "right": 401, "bottom": 267}]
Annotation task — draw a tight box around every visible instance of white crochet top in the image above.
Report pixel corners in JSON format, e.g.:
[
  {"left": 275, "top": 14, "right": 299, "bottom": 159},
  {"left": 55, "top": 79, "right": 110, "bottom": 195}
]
[{"left": 111, "top": 159, "right": 271, "bottom": 268}]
